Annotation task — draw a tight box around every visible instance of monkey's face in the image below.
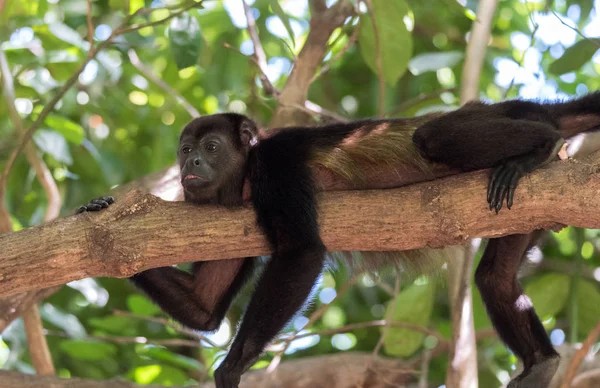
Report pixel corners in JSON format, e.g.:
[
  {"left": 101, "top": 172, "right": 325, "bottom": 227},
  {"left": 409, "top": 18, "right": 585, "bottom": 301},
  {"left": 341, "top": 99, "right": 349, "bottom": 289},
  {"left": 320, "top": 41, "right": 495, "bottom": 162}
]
[{"left": 178, "top": 114, "right": 257, "bottom": 203}]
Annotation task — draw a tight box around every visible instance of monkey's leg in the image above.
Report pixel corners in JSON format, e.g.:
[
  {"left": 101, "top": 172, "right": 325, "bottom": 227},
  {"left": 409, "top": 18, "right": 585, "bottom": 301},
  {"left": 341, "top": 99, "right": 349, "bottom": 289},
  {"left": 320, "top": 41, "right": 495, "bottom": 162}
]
[
  {"left": 475, "top": 234, "right": 559, "bottom": 388},
  {"left": 413, "top": 118, "right": 564, "bottom": 211},
  {"left": 214, "top": 244, "right": 327, "bottom": 388},
  {"left": 130, "top": 258, "right": 254, "bottom": 331}
]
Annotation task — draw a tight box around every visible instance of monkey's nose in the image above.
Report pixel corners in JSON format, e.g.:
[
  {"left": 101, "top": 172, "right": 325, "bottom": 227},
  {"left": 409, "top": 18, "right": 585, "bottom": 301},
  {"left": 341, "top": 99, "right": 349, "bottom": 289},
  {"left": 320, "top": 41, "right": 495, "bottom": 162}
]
[{"left": 193, "top": 158, "right": 201, "bottom": 166}]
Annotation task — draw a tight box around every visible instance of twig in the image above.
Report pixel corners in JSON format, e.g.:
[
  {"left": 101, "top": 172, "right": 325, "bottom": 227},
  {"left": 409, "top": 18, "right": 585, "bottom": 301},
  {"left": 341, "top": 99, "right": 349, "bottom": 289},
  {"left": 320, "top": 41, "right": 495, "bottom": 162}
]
[
  {"left": 242, "top": 0, "right": 277, "bottom": 96},
  {"left": 22, "top": 307, "right": 56, "bottom": 375},
  {"left": 289, "top": 319, "right": 446, "bottom": 343},
  {"left": 358, "top": 277, "right": 401, "bottom": 387},
  {"left": 266, "top": 274, "right": 361, "bottom": 372},
  {"left": 561, "top": 320, "right": 600, "bottom": 388},
  {"left": 386, "top": 88, "right": 457, "bottom": 117},
  {"left": 418, "top": 349, "right": 432, "bottom": 388},
  {"left": 0, "top": 48, "right": 62, "bottom": 376},
  {"left": 310, "top": 25, "right": 359, "bottom": 84},
  {"left": 112, "top": 310, "right": 222, "bottom": 349},
  {"left": 223, "top": 43, "right": 346, "bottom": 122},
  {"left": 222, "top": 42, "right": 280, "bottom": 97},
  {"left": 117, "top": 1, "right": 203, "bottom": 35},
  {"left": 459, "top": 0, "right": 499, "bottom": 103},
  {"left": 86, "top": 0, "right": 94, "bottom": 52},
  {"left": 551, "top": 10, "right": 600, "bottom": 49},
  {"left": 127, "top": 50, "right": 200, "bottom": 118},
  {"left": 45, "top": 330, "right": 201, "bottom": 348},
  {"left": 363, "top": 0, "right": 385, "bottom": 116},
  {"left": 0, "top": 1, "right": 204, "bottom": 195}
]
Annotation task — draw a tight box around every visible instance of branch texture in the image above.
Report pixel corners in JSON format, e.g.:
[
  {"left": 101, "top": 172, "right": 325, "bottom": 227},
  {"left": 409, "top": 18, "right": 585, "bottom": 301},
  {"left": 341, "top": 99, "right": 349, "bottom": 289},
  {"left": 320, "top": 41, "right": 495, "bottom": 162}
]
[{"left": 1, "top": 153, "right": 599, "bottom": 297}]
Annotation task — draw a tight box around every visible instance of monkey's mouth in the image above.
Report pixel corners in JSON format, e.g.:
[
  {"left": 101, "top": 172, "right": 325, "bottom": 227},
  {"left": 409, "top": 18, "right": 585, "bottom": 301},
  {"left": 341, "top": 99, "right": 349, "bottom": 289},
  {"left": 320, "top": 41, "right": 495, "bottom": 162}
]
[{"left": 183, "top": 174, "right": 203, "bottom": 181}]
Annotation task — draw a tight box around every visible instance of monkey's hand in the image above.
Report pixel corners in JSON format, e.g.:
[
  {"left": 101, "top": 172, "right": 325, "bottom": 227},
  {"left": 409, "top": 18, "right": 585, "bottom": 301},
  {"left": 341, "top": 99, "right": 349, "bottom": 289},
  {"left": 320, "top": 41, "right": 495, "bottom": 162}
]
[
  {"left": 76, "top": 196, "right": 115, "bottom": 214},
  {"left": 487, "top": 163, "right": 524, "bottom": 213}
]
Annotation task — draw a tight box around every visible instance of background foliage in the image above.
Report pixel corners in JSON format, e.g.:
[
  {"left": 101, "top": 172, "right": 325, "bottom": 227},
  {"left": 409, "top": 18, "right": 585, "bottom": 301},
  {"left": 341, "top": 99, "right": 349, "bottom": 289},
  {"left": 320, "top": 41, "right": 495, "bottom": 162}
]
[{"left": 1, "top": 0, "right": 600, "bottom": 386}]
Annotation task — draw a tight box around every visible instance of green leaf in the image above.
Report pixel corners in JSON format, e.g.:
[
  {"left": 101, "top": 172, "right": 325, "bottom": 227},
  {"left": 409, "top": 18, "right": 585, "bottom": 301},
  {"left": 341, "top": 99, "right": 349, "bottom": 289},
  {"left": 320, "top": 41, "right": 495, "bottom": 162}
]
[
  {"left": 127, "top": 294, "right": 162, "bottom": 316},
  {"left": 33, "top": 129, "right": 73, "bottom": 165},
  {"left": 88, "top": 316, "right": 137, "bottom": 334},
  {"left": 358, "top": 0, "right": 413, "bottom": 86},
  {"left": 548, "top": 39, "right": 600, "bottom": 75},
  {"left": 109, "top": 0, "right": 129, "bottom": 13},
  {"left": 524, "top": 273, "right": 571, "bottom": 318},
  {"left": 408, "top": 51, "right": 464, "bottom": 75},
  {"left": 270, "top": 0, "right": 296, "bottom": 47},
  {"left": 130, "top": 364, "right": 188, "bottom": 385},
  {"left": 168, "top": 12, "right": 203, "bottom": 69},
  {"left": 48, "top": 22, "right": 87, "bottom": 49},
  {"left": 130, "top": 0, "right": 144, "bottom": 14},
  {"left": 382, "top": 280, "right": 435, "bottom": 357},
  {"left": 140, "top": 346, "right": 204, "bottom": 371},
  {"left": 59, "top": 340, "right": 117, "bottom": 361},
  {"left": 44, "top": 114, "right": 85, "bottom": 144},
  {"left": 576, "top": 280, "right": 600, "bottom": 336}
]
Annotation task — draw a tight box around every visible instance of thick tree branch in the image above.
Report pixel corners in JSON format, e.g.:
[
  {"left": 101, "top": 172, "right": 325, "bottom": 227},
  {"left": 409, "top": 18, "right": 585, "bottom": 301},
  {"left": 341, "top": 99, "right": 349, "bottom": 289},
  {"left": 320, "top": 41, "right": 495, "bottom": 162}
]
[
  {"left": 0, "top": 353, "right": 408, "bottom": 388},
  {"left": 1, "top": 152, "right": 599, "bottom": 297}
]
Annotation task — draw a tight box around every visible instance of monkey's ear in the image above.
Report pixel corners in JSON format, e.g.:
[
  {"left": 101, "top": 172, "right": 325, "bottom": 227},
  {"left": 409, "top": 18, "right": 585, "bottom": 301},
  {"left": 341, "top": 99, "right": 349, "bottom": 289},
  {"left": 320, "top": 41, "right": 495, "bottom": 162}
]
[{"left": 240, "top": 119, "right": 259, "bottom": 147}]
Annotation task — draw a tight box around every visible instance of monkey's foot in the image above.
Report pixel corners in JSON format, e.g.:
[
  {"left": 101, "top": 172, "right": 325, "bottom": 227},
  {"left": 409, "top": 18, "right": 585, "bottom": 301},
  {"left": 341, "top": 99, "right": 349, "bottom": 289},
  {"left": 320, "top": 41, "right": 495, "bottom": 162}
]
[
  {"left": 214, "top": 364, "right": 242, "bottom": 388},
  {"left": 76, "top": 196, "right": 115, "bottom": 214},
  {"left": 487, "top": 163, "right": 524, "bottom": 213},
  {"left": 507, "top": 355, "right": 560, "bottom": 388}
]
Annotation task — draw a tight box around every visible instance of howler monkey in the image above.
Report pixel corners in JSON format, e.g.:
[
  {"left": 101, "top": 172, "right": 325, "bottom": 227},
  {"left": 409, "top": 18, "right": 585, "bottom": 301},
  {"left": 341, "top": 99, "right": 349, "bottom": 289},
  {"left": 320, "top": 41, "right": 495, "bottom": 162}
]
[{"left": 78, "top": 92, "right": 600, "bottom": 388}]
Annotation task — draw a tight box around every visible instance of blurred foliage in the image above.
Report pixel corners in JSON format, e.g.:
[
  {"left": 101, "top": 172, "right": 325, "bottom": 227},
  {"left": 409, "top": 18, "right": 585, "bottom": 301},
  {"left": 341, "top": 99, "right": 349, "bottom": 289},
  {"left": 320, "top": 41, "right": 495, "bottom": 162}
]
[{"left": 1, "top": 0, "right": 600, "bottom": 386}]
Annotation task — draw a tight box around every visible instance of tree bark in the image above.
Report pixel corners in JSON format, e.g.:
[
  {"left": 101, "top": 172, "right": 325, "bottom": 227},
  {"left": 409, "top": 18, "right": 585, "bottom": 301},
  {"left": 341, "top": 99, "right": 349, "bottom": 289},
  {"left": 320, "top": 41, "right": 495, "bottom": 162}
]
[{"left": 1, "top": 151, "right": 599, "bottom": 298}]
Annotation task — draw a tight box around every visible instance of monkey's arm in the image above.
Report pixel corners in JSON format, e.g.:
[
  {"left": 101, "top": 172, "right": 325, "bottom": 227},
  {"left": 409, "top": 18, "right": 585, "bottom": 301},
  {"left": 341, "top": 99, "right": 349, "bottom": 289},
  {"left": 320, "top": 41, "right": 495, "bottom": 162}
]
[
  {"left": 77, "top": 197, "right": 254, "bottom": 332},
  {"left": 413, "top": 112, "right": 564, "bottom": 212},
  {"left": 130, "top": 259, "right": 254, "bottom": 332},
  {"left": 214, "top": 146, "right": 327, "bottom": 388}
]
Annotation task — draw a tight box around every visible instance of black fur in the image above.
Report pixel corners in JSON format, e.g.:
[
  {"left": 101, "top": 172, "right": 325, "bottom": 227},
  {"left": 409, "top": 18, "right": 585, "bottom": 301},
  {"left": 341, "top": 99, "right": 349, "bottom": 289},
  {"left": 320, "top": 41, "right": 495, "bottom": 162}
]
[{"left": 77, "top": 93, "right": 600, "bottom": 388}]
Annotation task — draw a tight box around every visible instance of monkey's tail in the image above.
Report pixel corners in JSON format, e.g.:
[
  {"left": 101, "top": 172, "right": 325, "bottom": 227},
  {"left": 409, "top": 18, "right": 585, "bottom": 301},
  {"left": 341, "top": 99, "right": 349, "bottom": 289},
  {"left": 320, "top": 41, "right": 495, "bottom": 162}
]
[{"left": 548, "top": 91, "right": 600, "bottom": 138}]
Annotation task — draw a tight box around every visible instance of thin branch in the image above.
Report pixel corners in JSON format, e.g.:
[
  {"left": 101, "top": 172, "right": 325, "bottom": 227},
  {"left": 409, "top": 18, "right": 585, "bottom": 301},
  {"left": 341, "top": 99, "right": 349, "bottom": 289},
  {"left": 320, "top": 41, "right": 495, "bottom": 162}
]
[
  {"left": 266, "top": 274, "right": 361, "bottom": 372},
  {"left": 289, "top": 319, "right": 446, "bottom": 344},
  {"left": 23, "top": 307, "right": 56, "bottom": 375},
  {"left": 363, "top": 0, "right": 385, "bottom": 116},
  {"left": 386, "top": 88, "right": 456, "bottom": 117},
  {"left": 45, "top": 330, "right": 201, "bottom": 348},
  {"left": 112, "top": 310, "right": 222, "bottom": 349},
  {"left": 459, "top": 0, "right": 499, "bottom": 102},
  {"left": 0, "top": 0, "right": 204, "bottom": 197},
  {"left": 86, "top": 0, "right": 94, "bottom": 52},
  {"left": 116, "top": 1, "right": 203, "bottom": 35},
  {"left": 561, "top": 320, "right": 600, "bottom": 388},
  {"left": 242, "top": 0, "right": 277, "bottom": 96},
  {"left": 0, "top": 46, "right": 60, "bottom": 377},
  {"left": 222, "top": 42, "right": 279, "bottom": 97},
  {"left": 359, "top": 277, "right": 401, "bottom": 387},
  {"left": 551, "top": 10, "right": 600, "bottom": 49},
  {"left": 127, "top": 50, "right": 200, "bottom": 118},
  {"left": 310, "top": 25, "right": 359, "bottom": 84}
]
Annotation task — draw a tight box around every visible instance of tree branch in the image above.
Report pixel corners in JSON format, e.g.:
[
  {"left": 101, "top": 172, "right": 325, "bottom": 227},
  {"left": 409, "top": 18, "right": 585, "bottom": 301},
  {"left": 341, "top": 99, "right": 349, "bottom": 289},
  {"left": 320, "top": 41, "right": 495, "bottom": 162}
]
[
  {"left": 1, "top": 152, "right": 599, "bottom": 298},
  {"left": 269, "top": 0, "right": 355, "bottom": 127}
]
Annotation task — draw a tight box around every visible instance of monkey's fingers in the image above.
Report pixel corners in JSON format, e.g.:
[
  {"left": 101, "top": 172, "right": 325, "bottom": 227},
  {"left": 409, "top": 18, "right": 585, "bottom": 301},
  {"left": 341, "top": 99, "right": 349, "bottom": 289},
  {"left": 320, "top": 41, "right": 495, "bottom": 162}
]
[
  {"left": 487, "top": 165, "right": 504, "bottom": 204},
  {"left": 91, "top": 198, "right": 111, "bottom": 208},
  {"left": 493, "top": 166, "right": 523, "bottom": 212},
  {"left": 506, "top": 169, "right": 522, "bottom": 210},
  {"left": 488, "top": 165, "right": 511, "bottom": 210}
]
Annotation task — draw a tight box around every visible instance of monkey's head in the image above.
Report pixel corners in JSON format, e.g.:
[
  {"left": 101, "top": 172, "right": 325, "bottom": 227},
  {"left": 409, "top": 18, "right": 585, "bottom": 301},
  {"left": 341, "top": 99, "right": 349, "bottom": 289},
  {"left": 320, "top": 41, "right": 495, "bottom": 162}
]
[{"left": 178, "top": 113, "right": 258, "bottom": 204}]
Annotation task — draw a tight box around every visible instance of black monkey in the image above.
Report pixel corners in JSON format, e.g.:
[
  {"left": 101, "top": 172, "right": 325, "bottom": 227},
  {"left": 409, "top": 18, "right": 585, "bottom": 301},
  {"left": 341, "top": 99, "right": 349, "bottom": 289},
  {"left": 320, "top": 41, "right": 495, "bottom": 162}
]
[{"left": 78, "top": 92, "right": 600, "bottom": 388}]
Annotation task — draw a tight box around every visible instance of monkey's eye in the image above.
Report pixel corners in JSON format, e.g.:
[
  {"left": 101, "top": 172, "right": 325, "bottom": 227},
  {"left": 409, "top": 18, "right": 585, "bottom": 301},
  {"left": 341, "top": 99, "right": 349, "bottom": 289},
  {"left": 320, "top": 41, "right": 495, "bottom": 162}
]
[
  {"left": 205, "top": 142, "right": 218, "bottom": 152},
  {"left": 182, "top": 146, "right": 192, "bottom": 154}
]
